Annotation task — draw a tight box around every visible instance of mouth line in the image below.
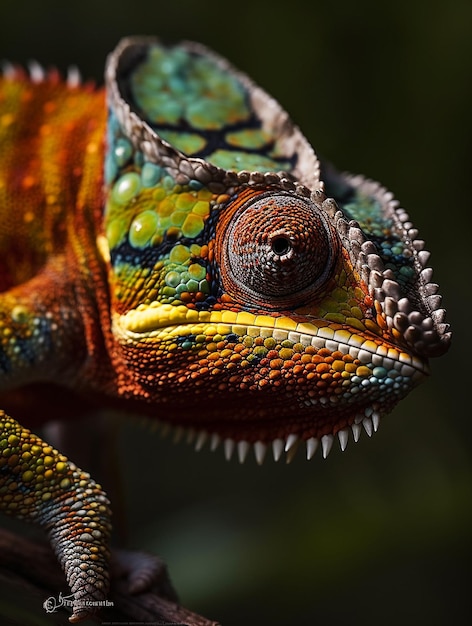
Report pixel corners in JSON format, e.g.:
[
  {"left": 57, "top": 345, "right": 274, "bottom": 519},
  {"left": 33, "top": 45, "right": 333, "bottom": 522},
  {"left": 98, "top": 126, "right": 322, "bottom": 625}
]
[{"left": 115, "top": 305, "right": 429, "bottom": 378}]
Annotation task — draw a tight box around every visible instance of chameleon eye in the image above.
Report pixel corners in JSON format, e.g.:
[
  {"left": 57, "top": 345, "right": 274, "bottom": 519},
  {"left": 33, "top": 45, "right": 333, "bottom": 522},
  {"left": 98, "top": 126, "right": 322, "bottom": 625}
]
[{"left": 218, "top": 192, "right": 339, "bottom": 308}]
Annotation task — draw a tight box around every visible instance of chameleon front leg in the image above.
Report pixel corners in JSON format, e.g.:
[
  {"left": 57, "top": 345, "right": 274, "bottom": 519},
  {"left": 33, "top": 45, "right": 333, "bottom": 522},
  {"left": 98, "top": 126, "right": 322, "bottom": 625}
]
[{"left": 0, "top": 410, "right": 112, "bottom": 623}]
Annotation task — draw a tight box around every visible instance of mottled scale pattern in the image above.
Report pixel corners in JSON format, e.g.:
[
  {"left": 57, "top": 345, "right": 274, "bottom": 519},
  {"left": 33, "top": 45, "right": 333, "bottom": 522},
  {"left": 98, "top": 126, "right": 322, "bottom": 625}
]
[{"left": 0, "top": 36, "right": 450, "bottom": 620}]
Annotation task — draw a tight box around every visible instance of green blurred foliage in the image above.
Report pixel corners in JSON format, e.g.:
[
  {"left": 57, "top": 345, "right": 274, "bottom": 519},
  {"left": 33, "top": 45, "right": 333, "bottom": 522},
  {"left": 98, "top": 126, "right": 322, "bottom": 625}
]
[{"left": 1, "top": 0, "right": 470, "bottom": 624}]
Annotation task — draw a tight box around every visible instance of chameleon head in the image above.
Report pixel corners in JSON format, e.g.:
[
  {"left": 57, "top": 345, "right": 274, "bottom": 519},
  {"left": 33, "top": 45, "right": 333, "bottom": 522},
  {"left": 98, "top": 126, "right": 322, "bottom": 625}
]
[{"left": 102, "top": 37, "right": 450, "bottom": 462}]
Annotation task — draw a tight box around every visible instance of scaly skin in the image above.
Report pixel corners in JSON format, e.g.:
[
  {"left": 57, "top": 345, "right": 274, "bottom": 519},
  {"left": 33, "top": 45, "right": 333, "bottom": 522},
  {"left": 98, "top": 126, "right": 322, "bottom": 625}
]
[
  {"left": 0, "top": 37, "right": 451, "bottom": 620},
  {"left": 0, "top": 413, "right": 111, "bottom": 622}
]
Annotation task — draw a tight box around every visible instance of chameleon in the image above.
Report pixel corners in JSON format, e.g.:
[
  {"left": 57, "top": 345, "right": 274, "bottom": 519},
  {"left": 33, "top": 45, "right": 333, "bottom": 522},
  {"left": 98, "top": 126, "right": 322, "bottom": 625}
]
[{"left": 0, "top": 36, "right": 451, "bottom": 621}]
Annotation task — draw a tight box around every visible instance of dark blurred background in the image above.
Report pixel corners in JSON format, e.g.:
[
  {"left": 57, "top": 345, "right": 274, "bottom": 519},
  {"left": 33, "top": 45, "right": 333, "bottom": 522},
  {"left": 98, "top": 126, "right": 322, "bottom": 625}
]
[{"left": 1, "top": 1, "right": 470, "bottom": 624}]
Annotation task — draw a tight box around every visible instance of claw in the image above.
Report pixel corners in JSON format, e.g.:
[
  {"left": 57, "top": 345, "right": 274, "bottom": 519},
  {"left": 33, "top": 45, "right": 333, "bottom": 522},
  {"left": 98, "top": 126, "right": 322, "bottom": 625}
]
[{"left": 111, "top": 548, "right": 178, "bottom": 601}]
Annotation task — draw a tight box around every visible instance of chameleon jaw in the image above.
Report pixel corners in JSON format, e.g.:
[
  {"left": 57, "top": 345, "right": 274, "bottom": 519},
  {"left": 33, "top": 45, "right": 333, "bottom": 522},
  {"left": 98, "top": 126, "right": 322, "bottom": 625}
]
[{"left": 114, "top": 305, "right": 428, "bottom": 463}]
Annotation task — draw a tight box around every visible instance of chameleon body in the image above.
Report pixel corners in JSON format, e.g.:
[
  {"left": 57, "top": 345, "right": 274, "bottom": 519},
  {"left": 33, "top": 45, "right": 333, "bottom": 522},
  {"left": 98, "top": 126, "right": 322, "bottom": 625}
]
[{"left": 0, "top": 37, "right": 450, "bottom": 620}]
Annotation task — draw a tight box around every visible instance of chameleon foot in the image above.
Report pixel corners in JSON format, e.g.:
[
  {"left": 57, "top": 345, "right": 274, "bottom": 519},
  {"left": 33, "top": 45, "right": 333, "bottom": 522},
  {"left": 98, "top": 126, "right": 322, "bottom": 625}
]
[{"left": 112, "top": 547, "right": 179, "bottom": 601}]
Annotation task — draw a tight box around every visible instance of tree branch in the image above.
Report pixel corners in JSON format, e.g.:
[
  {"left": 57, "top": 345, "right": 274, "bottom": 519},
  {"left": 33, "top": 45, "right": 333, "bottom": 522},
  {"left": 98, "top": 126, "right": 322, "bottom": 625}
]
[{"left": 0, "top": 526, "right": 220, "bottom": 625}]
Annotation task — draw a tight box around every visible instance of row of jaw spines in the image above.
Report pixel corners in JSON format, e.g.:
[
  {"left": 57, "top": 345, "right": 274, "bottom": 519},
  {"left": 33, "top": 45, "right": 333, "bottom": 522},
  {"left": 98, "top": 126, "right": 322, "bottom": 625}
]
[
  {"left": 1, "top": 59, "right": 82, "bottom": 88},
  {"left": 149, "top": 410, "right": 381, "bottom": 465}
]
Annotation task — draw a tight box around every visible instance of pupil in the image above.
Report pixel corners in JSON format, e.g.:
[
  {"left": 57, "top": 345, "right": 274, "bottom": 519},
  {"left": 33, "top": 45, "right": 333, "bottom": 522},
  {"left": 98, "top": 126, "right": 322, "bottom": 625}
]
[{"left": 271, "top": 236, "right": 291, "bottom": 256}]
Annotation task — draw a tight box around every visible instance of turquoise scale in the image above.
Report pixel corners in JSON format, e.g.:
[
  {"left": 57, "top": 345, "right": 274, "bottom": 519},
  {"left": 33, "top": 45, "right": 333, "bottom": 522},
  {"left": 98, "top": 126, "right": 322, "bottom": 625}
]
[{"left": 127, "top": 43, "right": 293, "bottom": 173}]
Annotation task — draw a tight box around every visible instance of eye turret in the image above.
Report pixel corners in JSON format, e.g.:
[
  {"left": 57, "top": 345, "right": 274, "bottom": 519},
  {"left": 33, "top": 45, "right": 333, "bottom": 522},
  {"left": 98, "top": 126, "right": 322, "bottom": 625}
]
[{"left": 217, "top": 192, "right": 339, "bottom": 309}]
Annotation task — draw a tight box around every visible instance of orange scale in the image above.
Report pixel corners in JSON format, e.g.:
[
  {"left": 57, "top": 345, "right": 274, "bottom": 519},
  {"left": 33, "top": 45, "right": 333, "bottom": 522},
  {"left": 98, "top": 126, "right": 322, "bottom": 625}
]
[{"left": 392, "top": 328, "right": 402, "bottom": 341}]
